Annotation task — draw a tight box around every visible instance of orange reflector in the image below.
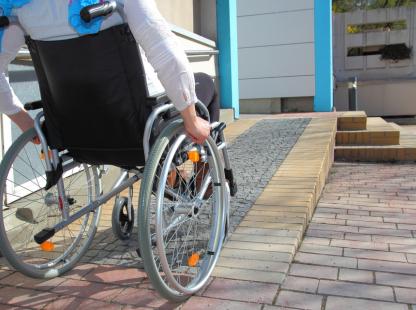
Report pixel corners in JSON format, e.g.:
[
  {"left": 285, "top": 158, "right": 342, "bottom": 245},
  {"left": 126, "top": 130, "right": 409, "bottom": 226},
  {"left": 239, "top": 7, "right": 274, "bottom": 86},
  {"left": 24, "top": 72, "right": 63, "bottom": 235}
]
[
  {"left": 188, "top": 253, "right": 200, "bottom": 267},
  {"left": 40, "top": 150, "right": 52, "bottom": 160},
  {"left": 188, "top": 150, "right": 200, "bottom": 163},
  {"left": 40, "top": 241, "right": 54, "bottom": 252}
]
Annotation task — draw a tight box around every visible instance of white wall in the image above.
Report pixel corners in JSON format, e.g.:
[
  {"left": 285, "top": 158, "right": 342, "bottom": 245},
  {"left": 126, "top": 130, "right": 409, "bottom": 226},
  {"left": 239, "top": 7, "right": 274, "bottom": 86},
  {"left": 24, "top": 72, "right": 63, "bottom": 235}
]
[
  {"left": 333, "top": 7, "right": 415, "bottom": 82},
  {"left": 237, "top": 0, "right": 315, "bottom": 100}
]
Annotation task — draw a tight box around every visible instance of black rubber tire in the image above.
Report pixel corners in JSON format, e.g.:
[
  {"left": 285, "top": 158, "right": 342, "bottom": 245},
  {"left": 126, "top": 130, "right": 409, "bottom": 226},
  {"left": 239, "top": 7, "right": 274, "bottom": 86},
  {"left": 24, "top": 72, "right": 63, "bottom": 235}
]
[{"left": 112, "top": 196, "right": 134, "bottom": 240}]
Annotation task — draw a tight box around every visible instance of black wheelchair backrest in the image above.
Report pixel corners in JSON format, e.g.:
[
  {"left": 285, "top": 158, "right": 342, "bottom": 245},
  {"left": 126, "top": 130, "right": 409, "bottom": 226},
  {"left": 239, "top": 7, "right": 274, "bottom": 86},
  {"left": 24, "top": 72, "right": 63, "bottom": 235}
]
[{"left": 27, "top": 23, "right": 152, "bottom": 167}]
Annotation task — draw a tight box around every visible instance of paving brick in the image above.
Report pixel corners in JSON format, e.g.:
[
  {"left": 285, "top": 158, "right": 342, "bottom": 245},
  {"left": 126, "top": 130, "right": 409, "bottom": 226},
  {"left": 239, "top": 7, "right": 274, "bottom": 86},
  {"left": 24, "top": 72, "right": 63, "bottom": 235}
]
[
  {"left": 239, "top": 221, "right": 303, "bottom": 231},
  {"left": 306, "top": 229, "right": 344, "bottom": 239},
  {"left": 62, "top": 263, "right": 97, "bottom": 280},
  {"left": 112, "top": 287, "right": 174, "bottom": 307},
  {"left": 336, "top": 214, "right": 383, "bottom": 222},
  {"left": 302, "top": 237, "right": 331, "bottom": 246},
  {"left": 44, "top": 296, "right": 122, "bottom": 310},
  {"left": 359, "top": 259, "right": 416, "bottom": 275},
  {"left": 220, "top": 248, "right": 292, "bottom": 263},
  {"left": 230, "top": 234, "right": 298, "bottom": 246},
  {"left": 51, "top": 279, "right": 124, "bottom": 301},
  {"left": 390, "top": 244, "right": 416, "bottom": 254},
  {"left": 0, "top": 272, "right": 65, "bottom": 291},
  {"left": 217, "top": 257, "right": 289, "bottom": 273},
  {"left": 344, "top": 233, "right": 372, "bottom": 242},
  {"left": 347, "top": 220, "right": 397, "bottom": 230},
  {"left": 308, "top": 223, "right": 358, "bottom": 233},
  {"left": 281, "top": 276, "right": 319, "bottom": 294},
  {"left": 0, "top": 270, "right": 14, "bottom": 281},
  {"left": 326, "top": 296, "right": 407, "bottom": 310},
  {"left": 358, "top": 227, "right": 412, "bottom": 238},
  {"left": 339, "top": 268, "right": 373, "bottom": 283},
  {"left": 311, "top": 218, "right": 346, "bottom": 225},
  {"left": 331, "top": 239, "right": 387, "bottom": 251},
  {"left": 300, "top": 244, "right": 343, "bottom": 256},
  {"left": 344, "top": 248, "right": 407, "bottom": 262},
  {"left": 318, "top": 279, "right": 394, "bottom": 301},
  {"left": 203, "top": 278, "right": 278, "bottom": 304},
  {"left": 182, "top": 296, "right": 261, "bottom": 310},
  {"left": 406, "top": 253, "right": 416, "bottom": 263},
  {"left": 395, "top": 287, "right": 416, "bottom": 304},
  {"left": 372, "top": 235, "right": 416, "bottom": 245},
  {"left": 275, "top": 291, "right": 322, "bottom": 310},
  {"left": 233, "top": 227, "right": 301, "bottom": 238},
  {"left": 83, "top": 265, "right": 147, "bottom": 286},
  {"left": 213, "top": 267, "right": 285, "bottom": 284},
  {"left": 398, "top": 223, "right": 416, "bottom": 230},
  {"left": 263, "top": 306, "right": 299, "bottom": 310},
  {"left": 376, "top": 272, "right": 416, "bottom": 288},
  {"left": 225, "top": 241, "right": 295, "bottom": 254},
  {"left": 295, "top": 252, "right": 357, "bottom": 269},
  {"left": 0, "top": 286, "right": 57, "bottom": 309},
  {"left": 289, "top": 263, "right": 338, "bottom": 280}
]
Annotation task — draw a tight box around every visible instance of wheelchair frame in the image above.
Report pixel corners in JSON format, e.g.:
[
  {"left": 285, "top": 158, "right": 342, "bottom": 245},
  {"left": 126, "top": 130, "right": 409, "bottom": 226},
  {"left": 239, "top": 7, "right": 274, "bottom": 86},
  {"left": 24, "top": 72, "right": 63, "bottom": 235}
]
[{"left": 31, "top": 100, "right": 231, "bottom": 245}]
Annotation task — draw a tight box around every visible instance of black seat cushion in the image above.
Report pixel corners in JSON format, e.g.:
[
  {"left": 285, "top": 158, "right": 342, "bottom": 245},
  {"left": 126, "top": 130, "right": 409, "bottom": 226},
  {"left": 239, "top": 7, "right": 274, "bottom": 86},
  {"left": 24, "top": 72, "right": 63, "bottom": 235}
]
[{"left": 26, "top": 24, "right": 152, "bottom": 167}]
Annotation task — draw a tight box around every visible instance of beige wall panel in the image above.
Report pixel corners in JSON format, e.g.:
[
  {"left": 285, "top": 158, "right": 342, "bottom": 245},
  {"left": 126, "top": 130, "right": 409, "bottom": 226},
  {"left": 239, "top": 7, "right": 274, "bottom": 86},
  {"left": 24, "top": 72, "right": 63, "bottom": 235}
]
[
  {"left": 240, "top": 76, "right": 315, "bottom": 99},
  {"left": 238, "top": 10, "right": 314, "bottom": 48},
  {"left": 155, "top": 0, "right": 195, "bottom": 32},
  {"left": 239, "top": 43, "right": 315, "bottom": 79},
  {"left": 237, "top": 0, "right": 313, "bottom": 17}
]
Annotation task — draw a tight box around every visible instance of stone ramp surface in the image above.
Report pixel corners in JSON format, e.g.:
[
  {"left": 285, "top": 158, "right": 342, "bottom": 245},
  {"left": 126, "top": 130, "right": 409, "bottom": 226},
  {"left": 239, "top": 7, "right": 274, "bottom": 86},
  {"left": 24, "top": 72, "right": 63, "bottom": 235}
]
[{"left": 213, "top": 118, "right": 337, "bottom": 284}]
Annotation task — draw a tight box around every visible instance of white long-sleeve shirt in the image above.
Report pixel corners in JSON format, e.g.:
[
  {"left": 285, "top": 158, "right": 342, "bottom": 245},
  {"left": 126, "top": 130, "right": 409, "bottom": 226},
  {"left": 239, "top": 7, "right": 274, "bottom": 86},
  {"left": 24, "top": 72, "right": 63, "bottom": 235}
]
[{"left": 0, "top": 0, "right": 196, "bottom": 115}]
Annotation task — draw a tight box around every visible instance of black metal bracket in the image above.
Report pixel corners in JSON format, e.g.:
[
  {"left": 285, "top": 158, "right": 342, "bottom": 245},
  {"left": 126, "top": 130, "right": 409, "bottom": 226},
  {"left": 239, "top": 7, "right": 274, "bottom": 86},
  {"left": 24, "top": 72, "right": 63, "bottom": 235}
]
[
  {"left": 44, "top": 161, "right": 63, "bottom": 191},
  {"left": 225, "top": 168, "right": 237, "bottom": 197}
]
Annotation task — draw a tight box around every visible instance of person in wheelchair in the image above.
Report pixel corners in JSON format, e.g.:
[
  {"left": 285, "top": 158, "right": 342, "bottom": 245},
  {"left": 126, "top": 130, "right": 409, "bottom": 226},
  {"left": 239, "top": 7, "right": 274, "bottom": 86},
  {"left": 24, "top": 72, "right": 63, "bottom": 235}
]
[
  {"left": 0, "top": 0, "right": 236, "bottom": 302},
  {"left": 0, "top": 0, "right": 219, "bottom": 144}
]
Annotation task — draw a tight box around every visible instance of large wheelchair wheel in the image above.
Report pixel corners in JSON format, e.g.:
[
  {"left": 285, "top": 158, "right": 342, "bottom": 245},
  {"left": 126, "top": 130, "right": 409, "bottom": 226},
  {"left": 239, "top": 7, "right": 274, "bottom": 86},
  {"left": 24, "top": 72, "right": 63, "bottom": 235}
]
[
  {"left": 0, "top": 128, "right": 101, "bottom": 278},
  {"left": 139, "top": 121, "right": 226, "bottom": 302}
]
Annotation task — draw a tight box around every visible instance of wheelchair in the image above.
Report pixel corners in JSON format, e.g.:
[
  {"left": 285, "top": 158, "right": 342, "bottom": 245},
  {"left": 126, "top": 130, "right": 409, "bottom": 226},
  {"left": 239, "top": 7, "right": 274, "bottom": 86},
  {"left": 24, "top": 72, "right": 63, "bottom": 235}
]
[{"left": 0, "top": 2, "right": 236, "bottom": 302}]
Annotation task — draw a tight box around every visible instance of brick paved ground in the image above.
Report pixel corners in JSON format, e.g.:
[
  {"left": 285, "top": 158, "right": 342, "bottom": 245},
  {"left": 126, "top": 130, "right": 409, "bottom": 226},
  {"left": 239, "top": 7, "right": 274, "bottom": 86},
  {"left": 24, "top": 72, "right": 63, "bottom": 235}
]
[
  {"left": 275, "top": 162, "right": 416, "bottom": 310},
  {"left": 3, "top": 122, "right": 414, "bottom": 309}
]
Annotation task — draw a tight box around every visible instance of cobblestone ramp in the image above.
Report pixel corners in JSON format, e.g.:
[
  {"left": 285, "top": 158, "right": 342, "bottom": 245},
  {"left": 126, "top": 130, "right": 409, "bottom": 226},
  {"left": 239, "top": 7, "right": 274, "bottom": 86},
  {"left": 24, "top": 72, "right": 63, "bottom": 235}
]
[{"left": 83, "top": 119, "right": 310, "bottom": 267}]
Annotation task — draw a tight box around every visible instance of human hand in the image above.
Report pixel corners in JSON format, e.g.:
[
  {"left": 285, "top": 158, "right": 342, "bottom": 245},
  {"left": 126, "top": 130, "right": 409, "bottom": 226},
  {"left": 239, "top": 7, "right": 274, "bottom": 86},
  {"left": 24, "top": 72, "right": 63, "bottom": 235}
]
[{"left": 180, "top": 104, "right": 210, "bottom": 145}]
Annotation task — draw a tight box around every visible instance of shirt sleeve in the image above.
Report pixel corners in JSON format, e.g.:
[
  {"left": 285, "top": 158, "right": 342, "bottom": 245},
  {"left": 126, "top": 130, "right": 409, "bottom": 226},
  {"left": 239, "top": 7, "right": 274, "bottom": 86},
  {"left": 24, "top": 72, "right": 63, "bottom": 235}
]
[
  {"left": 0, "top": 24, "right": 25, "bottom": 115},
  {"left": 124, "top": 0, "right": 197, "bottom": 112}
]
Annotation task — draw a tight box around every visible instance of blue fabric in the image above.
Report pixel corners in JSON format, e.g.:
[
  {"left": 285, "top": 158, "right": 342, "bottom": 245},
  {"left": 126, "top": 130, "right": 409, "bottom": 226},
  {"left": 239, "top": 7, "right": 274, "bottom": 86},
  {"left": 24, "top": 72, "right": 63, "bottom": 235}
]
[
  {"left": 0, "top": 0, "right": 104, "bottom": 51},
  {"left": 0, "top": 0, "right": 31, "bottom": 51},
  {"left": 68, "top": 0, "right": 103, "bottom": 35}
]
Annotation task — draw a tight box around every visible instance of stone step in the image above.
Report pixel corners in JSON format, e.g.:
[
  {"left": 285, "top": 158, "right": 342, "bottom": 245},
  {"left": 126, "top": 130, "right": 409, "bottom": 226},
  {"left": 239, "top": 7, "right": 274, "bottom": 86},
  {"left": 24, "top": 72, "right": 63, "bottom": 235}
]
[
  {"left": 335, "top": 145, "right": 416, "bottom": 161},
  {"left": 337, "top": 111, "right": 367, "bottom": 131},
  {"left": 335, "top": 121, "right": 416, "bottom": 161},
  {"left": 336, "top": 117, "right": 400, "bottom": 146}
]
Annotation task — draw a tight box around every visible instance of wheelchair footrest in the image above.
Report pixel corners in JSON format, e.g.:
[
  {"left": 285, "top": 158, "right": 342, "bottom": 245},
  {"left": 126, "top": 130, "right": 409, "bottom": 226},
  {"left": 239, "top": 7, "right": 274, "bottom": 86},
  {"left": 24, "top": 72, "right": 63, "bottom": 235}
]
[
  {"left": 34, "top": 228, "right": 56, "bottom": 245},
  {"left": 225, "top": 168, "right": 237, "bottom": 197}
]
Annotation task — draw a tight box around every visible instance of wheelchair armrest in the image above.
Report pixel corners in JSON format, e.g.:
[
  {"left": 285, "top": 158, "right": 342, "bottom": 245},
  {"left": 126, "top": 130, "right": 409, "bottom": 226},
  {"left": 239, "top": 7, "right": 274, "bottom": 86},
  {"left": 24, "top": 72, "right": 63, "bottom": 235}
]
[
  {"left": 147, "top": 93, "right": 180, "bottom": 120},
  {"left": 146, "top": 93, "right": 170, "bottom": 108}
]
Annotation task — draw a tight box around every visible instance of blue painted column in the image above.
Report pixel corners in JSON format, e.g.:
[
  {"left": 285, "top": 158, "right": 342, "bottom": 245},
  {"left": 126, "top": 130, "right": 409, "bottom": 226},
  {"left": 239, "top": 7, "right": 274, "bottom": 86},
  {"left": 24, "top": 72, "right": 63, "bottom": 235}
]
[
  {"left": 216, "top": 0, "right": 240, "bottom": 118},
  {"left": 314, "top": 0, "right": 333, "bottom": 112}
]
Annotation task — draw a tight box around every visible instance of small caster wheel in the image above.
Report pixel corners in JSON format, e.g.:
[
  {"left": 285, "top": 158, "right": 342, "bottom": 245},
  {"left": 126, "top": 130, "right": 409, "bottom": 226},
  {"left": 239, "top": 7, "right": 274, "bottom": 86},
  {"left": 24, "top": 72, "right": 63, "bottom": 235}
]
[
  {"left": 112, "top": 197, "right": 134, "bottom": 240},
  {"left": 136, "top": 248, "right": 141, "bottom": 258}
]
